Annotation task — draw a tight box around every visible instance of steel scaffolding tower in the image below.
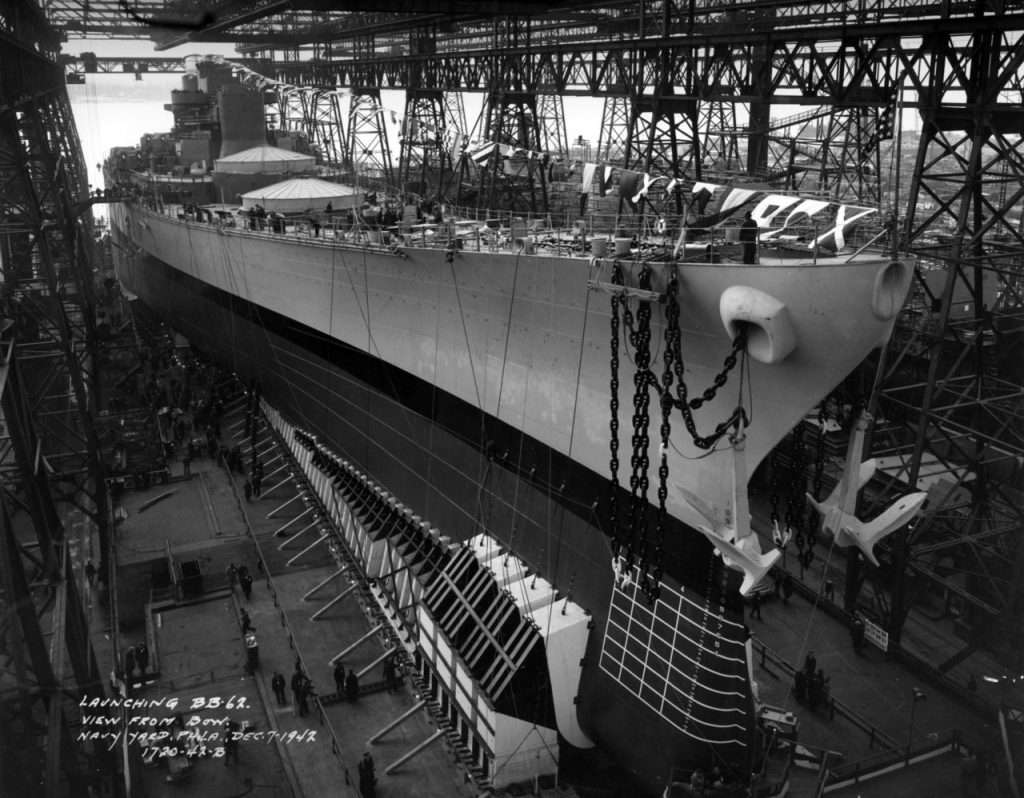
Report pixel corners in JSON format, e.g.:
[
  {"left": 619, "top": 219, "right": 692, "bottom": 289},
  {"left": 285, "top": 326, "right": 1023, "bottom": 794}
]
[
  {"left": 865, "top": 26, "right": 1024, "bottom": 654},
  {"left": 399, "top": 89, "right": 448, "bottom": 197},
  {"left": 1, "top": 5, "right": 114, "bottom": 796}
]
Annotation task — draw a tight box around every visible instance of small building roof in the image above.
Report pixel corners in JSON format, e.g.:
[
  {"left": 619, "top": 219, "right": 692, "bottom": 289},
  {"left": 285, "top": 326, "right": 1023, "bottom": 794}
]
[
  {"left": 213, "top": 145, "right": 316, "bottom": 175},
  {"left": 239, "top": 177, "right": 359, "bottom": 212}
]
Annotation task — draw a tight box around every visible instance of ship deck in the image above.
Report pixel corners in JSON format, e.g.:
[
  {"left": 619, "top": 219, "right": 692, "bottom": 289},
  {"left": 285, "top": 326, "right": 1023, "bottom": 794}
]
[{"left": 148, "top": 202, "right": 883, "bottom": 267}]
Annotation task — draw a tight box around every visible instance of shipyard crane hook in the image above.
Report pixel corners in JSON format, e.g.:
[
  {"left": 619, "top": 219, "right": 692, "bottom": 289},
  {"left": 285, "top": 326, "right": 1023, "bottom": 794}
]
[
  {"left": 679, "top": 429, "right": 781, "bottom": 597},
  {"left": 805, "top": 411, "right": 928, "bottom": 567}
]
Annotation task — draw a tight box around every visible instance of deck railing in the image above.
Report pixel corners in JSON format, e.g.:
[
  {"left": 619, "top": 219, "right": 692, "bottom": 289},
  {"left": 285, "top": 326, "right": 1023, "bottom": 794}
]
[{"left": 137, "top": 199, "right": 889, "bottom": 263}]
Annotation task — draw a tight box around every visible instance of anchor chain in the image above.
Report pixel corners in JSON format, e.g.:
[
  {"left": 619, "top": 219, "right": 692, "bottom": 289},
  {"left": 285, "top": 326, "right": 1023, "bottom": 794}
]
[
  {"left": 606, "top": 262, "right": 750, "bottom": 604},
  {"left": 608, "top": 262, "right": 624, "bottom": 563},
  {"left": 626, "top": 264, "right": 654, "bottom": 592}
]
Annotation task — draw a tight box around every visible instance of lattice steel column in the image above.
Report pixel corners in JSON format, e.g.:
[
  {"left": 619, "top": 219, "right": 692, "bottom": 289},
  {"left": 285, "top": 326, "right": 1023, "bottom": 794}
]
[
  {"left": 596, "top": 93, "right": 631, "bottom": 165},
  {"left": 0, "top": 86, "right": 110, "bottom": 582},
  {"left": 764, "top": 103, "right": 888, "bottom": 205},
  {"left": 0, "top": 319, "right": 108, "bottom": 797},
  {"left": 699, "top": 100, "right": 741, "bottom": 174},
  {"left": 399, "top": 89, "right": 451, "bottom": 198},
  {"left": 475, "top": 89, "right": 548, "bottom": 213},
  {"left": 348, "top": 89, "right": 394, "bottom": 187},
  {"left": 346, "top": 34, "right": 393, "bottom": 187},
  {"left": 535, "top": 91, "right": 568, "bottom": 161},
  {"left": 870, "top": 27, "right": 1024, "bottom": 650}
]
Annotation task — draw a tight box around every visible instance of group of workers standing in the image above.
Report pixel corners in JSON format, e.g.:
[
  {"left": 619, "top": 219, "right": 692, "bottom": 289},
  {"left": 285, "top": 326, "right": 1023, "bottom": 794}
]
[{"left": 793, "top": 651, "right": 831, "bottom": 712}]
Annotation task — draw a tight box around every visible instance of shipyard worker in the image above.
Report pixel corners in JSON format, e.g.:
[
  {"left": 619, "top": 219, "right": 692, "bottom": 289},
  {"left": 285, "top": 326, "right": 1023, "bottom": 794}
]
[
  {"left": 325, "top": 201, "right": 333, "bottom": 214},
  {"left": 239, "top": 608, "right": 253, "bottom": 633},
  {"left": 223, "top": 719, "right": 239, "bottom": 765},
  {"left": 245, "top": 632, "right": 259, "bottom": 673},
  {"left": 136, "top": 642, "right": 149, "bottom": 675},
  {"left": 358, "top": 751, "right": 377, "bottom": 797},
  {"left": 291, "top": 667, "right": 305, "bottom": 706},
  {"left": 240, "top": 571, "right": 253, "bottom": 601},
  {"left": 333, "top": 662, "right": 346, "bottom": 696},
  {"left": 850, "top": 615, "right": 866, "bottom": 654},
  {"left": 382, "top": 657, "right": 400, "bottom": 692},
  {"left": 296, "top": 677, "right": 310, "bottom": 717},
  {"left": 345, "top": 668, "right": 360, "bottom": 702},
  {"left": 271, "top": 672, "right": 287, "bottom": 705},
  {"left": 803, "top": 651, "right": 817, "bottom": 676},
  {"left": 739, "top": 211, "right": 759, "bottom": 264},
  {"left": 362, "top": 203, "right": 381, "bottom": 229},
  {"left": 809, "top": 669, "right": 829, "bottom": 712}
]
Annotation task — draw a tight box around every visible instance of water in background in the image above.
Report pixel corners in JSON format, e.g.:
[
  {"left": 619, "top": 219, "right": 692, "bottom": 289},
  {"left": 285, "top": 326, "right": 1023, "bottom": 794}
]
[{"left": 69, "top": 73, "right": 179, "bottom": 191}]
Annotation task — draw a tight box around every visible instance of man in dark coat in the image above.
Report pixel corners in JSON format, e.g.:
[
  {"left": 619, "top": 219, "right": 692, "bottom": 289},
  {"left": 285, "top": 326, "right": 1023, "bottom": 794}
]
[
  {"left": 135, "top": 642, "right": 149, "bottom": 674},
  {"left": 358, "top": 751, "right": 376, "bottom": 798},
  {"left": 291, "top": 668, "right": 306, "bottom": 714},
  {"left": 345, "top": 669, "right": 360, "bottom": 702},
  {"left": 271, "top": 672, "right": 287, "bottom": 705},
  {"left": 739, "top": 211, "right": 759, "bottom": 264}
]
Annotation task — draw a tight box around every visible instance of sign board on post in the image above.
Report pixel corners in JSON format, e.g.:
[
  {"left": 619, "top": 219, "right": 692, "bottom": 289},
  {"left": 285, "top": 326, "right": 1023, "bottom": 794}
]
[{"left": 863, "top": 618, "right": 889, "bottom": 652}]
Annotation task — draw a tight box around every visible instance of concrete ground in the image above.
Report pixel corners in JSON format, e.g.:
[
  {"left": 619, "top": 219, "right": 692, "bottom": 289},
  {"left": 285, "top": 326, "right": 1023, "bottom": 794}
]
[
  {"left": 73, "top": 391, "right": 1017, "bottom": 798},
  {"left": 87, "top": 397, "right": 487, "bottom": 798}
]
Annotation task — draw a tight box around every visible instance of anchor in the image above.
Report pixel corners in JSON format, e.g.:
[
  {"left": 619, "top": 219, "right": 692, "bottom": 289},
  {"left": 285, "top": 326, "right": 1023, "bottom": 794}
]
[
  {"left": 611, "top": 554, "right": 635, "bottom": 589},
  {"left": 771, "top": 518, "right": 792, "bottom": 549},
  {"left": 806, "top": 411, "right": 927, "bottom": 567},
  {"left": 680, "top": 430, "right": 780, "bottom": 597}
]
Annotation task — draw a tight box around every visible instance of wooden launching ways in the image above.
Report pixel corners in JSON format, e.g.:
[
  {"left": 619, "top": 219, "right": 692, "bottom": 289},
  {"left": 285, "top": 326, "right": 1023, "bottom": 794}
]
[{"left": 220, "top": 393, "right": 483, "bottom": 798}]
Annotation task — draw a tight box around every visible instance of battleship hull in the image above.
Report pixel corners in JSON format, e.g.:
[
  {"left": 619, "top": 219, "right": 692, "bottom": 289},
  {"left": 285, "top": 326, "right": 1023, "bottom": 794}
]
[{"left": 111, "top": 203, "right": 910, "bottom": 792}]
